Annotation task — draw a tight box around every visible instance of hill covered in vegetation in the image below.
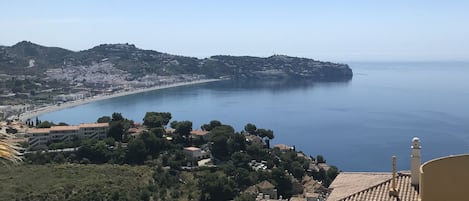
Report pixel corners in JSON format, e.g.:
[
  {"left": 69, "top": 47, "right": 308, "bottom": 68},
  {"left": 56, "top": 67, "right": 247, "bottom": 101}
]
[
  {"left": 0, "top": 41, "right": 352, "bottom": 81},
  {"left": 4, "top": 112, "right": 339, "bottom": 201}
]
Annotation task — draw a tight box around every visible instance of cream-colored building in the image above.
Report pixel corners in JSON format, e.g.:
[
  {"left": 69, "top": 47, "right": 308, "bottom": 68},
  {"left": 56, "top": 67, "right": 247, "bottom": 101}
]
[
  {"left": 26, "top": 123, "right": 109, "bottom": 148},
  {"left": 327, "top": 137, "right": 469, "bottom": 201},
  {"left": 419, "top": 153, "right": 469, "bottom": 201},
  {"left": 183, "top": 146, "right": 210, "bottom": 160}
]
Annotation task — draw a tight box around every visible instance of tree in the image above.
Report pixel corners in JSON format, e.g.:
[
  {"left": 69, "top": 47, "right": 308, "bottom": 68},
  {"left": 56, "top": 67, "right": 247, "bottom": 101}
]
[
  {"left": 108, "top": 122, "right": 124, "bottom": 141},
  {"left": 140, "top": 131, "right": 166, "bottom": 156},
  {"left": 210, "top": 125, "right": 235, "bottom": 161},
  {"left": 201, "top": 120, "right": 222, "bottom": 131},
  {"left": 199, "top": 172, "right": 237, "bottom": 201},
  {"left": 143, "top": 112, "right": 172, "bottom": 128},
  {"left": 76, "top": 140, "right": 109, "bottom": 163},
  {"left": 111, "top": 112, "right": 124, "bottom": 122},
  {"left": 36, "top": 121, "right": 55, "bottom": 128},
  {"left": 172, "top": 120, "right": 192, "bottom": 144},
  {"left": 290, "top": 161, "right": 305, "bottom": 180},
  {"left": 97, "top": 116, "right": 111, "bottom": 123},
  {"left": 316, "top": 155, "right": 326, "bottom": 163},
  {"left": 150, "top": 127, "right": 165, "bottom": 138},
  {"left": 227, "top": 133, "right": 247, "bottom": 154},
  {"left": 244, "top": 123, "right": 257, "bottom": 134},
  {"left": 231, "top": 152, "right": 251, "bottom": 169},
  {"left": 271, "top": 168, "right": 293, "bottom": 198},
  {"left": 126, "top": 138, "right": 147, "bottom": 164},
  {"left": 257, "top": 128, "right": 274, "bottom": 140}
]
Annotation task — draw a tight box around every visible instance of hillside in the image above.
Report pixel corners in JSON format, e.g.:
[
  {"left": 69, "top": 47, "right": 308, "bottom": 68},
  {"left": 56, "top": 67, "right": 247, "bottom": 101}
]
[
  {"left": 0, "top": 41, "right": 352, "bottom": 81},
  {"left": 0, "top": 164, "right": 154, "bottom": 201}
]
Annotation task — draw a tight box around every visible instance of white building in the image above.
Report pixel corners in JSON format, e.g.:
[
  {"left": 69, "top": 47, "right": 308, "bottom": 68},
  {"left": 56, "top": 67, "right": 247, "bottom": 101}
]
[
  {"left": 26, "top": 123, "right": 109, "bottom": 148},
  {"left": 183, "top": 146, "right": 210, "bottom": 160}
]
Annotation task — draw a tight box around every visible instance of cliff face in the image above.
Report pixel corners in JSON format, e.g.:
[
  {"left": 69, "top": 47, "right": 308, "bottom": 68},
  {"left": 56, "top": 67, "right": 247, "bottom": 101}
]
[{"left": 0, "top": 41, "right": 352, "bottom": 81}]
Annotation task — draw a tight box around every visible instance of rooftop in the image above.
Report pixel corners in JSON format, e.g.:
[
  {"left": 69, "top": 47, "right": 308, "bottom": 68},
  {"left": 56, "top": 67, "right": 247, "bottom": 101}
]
[
  {"left": 273, "top": 144, "right": 291, "bottom": 150},
  {"left": 327, "top": 172, "right": 419, "bottom": 201},
  {"left": 256, "top": 180, "right": 275, "bottom": 189},
  {"left": 27, "top": 123, "right": 109, "bottom": 134},
  {"left": 184, "top": 146, "right": 201, "bottom": 151},
  {"left": 50, "top": 126, "right": 80, "bottom": 131},
  {"left": 190, "top": 130, "right": 209, "bottom": 136},
  {"left": 27, "top": 128, "right": 51, "bottom": 134},
  {"left": 79, "top": 123, "right": 109, "bottom": 128}
]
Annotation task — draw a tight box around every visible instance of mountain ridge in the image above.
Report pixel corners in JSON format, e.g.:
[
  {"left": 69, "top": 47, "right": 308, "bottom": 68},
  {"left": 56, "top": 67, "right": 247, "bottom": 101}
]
[{"left": 0, "top": 41, "right": 353, "bottom": 81}]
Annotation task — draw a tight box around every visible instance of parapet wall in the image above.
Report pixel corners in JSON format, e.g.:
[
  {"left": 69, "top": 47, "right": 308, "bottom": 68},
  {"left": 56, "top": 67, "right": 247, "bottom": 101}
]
[{"left": 420, "top": 154, "right": 469, "bottom": 201}]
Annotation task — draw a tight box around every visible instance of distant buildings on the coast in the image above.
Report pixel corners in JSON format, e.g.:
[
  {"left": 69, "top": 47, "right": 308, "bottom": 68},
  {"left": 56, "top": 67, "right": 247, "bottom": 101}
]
[
  {"left": 327, "top": 138, "right": 469, "bottom": 201},
  {"left": 0, "top": 104, "right": 34, "bottom": 120}
]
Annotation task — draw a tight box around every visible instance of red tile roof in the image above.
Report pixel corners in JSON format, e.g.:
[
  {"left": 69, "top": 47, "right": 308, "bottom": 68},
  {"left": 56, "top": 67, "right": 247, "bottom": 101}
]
[
  {"left": 328, "top": 172, "right": 419, "bottom": 201},
  {"left": 190, "top": 130, "right": 209, "bottom": 136}
]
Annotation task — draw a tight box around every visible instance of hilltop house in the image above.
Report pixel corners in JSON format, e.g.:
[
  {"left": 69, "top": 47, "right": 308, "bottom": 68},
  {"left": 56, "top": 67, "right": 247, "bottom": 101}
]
[
  {"left": 183, "top": 146, "right": 210, "bottom": 160},
  {"left": 190, "top": 130, "right": 210, "bottom": 141}
]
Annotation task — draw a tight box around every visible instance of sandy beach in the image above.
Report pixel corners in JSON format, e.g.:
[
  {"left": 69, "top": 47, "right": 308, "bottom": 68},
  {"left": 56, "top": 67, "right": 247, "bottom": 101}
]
[{"left": 19, "top": 79, "right": 222, "bottom": 121}]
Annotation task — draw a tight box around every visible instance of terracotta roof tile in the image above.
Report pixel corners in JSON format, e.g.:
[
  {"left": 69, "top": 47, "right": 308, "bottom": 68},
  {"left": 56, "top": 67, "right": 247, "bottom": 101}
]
[
  {"left": 256, "top": 180, "right": 275, "bottom": 189},
  {"left": 190, "top": 130, "right": 209, "bottom": 136},
  {"left": 328, "top": 172, "right": 419, "bottom": 201},
  {"left": 274, "top": 144, "right": 291, "bottom": 150},
  {"left": 79, "top": 123, "right": 109, "bottom": 128},
  {"left": 49, "top": 126, "right": 80, "bottom": 131}
]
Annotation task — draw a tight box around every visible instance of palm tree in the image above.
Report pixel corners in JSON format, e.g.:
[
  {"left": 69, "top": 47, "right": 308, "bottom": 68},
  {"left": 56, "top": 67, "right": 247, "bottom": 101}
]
[{"left": 0, "top": 131, "right": 22, "bottom": 164}]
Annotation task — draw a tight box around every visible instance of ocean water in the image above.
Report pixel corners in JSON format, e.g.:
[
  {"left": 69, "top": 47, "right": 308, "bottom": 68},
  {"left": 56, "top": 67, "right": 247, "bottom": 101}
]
[{"left": 39, "top": 62, "right": 469, "bottom": 171}]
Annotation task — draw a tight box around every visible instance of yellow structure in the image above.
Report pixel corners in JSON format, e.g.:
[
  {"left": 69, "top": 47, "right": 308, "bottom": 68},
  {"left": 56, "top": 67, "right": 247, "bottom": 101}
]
[
  {"left": 419, "top": 154, "right": 469, "bottom": 201},
  {"left": 327, "top": 137, "right": 469, "bottom": 201}
]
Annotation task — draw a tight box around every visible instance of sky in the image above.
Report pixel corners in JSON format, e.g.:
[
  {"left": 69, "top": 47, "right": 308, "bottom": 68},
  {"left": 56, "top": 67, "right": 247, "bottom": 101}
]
[{"left": 1, "top": 0, "right": 468, "bottom": 62}]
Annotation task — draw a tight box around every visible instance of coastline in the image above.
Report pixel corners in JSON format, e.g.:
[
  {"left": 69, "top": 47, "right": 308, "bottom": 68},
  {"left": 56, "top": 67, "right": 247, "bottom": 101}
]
[{"left": 18, "top": 79, "right": 223, "bottom": 121}]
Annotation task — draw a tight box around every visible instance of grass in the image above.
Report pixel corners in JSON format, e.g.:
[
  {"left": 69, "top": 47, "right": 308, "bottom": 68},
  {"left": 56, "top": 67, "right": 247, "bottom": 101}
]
[{"left": 0, "top": 164, "right": 153, "bottom": 201}]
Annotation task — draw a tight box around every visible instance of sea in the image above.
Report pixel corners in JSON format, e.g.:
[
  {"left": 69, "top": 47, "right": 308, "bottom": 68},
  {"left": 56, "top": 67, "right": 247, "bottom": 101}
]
[{"left": 39, "top": 62, "right": 469, "bottom": 171}]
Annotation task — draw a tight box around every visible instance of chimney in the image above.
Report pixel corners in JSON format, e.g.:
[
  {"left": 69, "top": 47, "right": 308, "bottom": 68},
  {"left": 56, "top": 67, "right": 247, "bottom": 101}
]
[
  {"left": 411, "top": 137, "right": 421, "bottom": 186},
  {"left": 389, "top": 155, "right": 399, "bottom": 197}
]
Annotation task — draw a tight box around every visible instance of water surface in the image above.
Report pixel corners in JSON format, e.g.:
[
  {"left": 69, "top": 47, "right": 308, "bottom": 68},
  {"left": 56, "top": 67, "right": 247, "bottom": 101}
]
[{"left": 40, "top": 62, "right": 469, "bottom": 171}]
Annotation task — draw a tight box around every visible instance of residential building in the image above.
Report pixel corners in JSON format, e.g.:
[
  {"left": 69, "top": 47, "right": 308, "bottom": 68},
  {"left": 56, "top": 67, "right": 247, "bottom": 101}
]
[
  {"left": 245, "top": 180, "right": 282, "bottom": 200},
  {"left": 183, "top": 146, "right": 210, "bottom": 160},
  {"left": 327, "top": 137, "right": 469, "bottom": 201},
  {"left": 26, "top": 123, "right": 109, "bottom": 148},
  {"left": 190, "top": 130, "right": 210, "bottom": 141},
  {"left": 273, "top": 144, "right": 293, "bottom": 152}
]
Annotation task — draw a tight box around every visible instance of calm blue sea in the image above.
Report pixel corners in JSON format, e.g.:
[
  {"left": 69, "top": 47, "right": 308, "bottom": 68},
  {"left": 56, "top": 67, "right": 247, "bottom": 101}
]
[{"left": 39, "top": 62, "right": 469, "bottom": 171}]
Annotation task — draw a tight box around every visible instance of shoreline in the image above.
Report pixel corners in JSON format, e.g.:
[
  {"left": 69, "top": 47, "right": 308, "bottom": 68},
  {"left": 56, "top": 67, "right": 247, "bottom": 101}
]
[{"left": 18, "top": 79, "right": 223, "bottom": 121}]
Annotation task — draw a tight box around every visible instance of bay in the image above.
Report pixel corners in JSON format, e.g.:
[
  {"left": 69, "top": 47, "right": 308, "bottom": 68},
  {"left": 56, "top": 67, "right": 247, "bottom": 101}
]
[{"left": 39, "top": 62, "right": 469, "bottom": 171}]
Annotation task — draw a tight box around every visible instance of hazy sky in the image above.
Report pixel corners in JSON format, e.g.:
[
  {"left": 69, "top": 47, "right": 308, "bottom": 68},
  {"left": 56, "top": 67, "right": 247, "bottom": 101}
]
[{"left": 1, "top": 0, "right": 468, "bottom": 62}]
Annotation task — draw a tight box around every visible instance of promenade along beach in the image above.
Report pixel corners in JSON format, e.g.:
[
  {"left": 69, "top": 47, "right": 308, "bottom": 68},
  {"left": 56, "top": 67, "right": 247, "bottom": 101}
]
[{"left": 19, "top": 79, "right": 222, "bottom": 121}]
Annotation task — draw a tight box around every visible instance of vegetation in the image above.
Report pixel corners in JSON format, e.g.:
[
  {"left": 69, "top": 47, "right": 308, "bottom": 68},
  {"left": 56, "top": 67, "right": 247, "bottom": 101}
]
[
  {"left": 0, "top": 164, "right": 153, "bottom": 201},
  {"left": 1, "top": 41, "right": 352, "bottom": 80},
  {"left": 3, "top": 112, "right": 340, "bottom": 200},
  {"left": 0, "top": 131, "right": 22, "bottom": 163}
]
